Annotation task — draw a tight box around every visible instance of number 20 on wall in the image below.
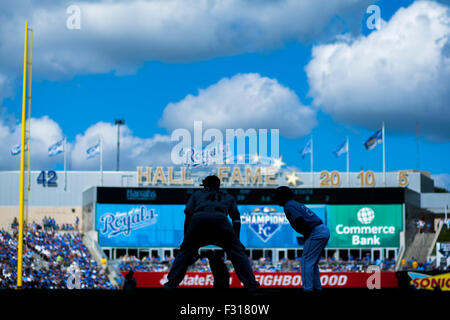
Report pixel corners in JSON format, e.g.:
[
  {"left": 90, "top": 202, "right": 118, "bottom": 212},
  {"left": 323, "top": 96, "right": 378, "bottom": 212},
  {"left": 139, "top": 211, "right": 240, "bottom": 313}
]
[
  {"left": 320, "top": 171, "right": 341, "bottom": 187},
  {"left": 37, "top": 170, "right": 57, "bottom": 187}
]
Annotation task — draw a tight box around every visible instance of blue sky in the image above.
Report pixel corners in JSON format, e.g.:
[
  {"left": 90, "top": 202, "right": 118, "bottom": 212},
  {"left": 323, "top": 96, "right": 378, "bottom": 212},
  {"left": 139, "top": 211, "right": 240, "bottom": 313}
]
[{"left": 0, "top": 0, "right": 449, "bottom": 189}]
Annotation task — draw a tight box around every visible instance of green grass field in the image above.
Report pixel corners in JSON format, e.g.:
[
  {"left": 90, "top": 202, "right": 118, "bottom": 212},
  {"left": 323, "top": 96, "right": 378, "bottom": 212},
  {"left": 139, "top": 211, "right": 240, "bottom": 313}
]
[{"left": 437, "top": 228, "right": 450, "bottom": 243}]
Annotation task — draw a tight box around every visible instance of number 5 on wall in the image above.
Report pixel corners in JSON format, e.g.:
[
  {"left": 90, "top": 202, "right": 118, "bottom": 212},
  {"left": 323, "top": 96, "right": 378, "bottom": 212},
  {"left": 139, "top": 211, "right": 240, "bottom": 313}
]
[{"left": 398, "top": 171, "right": 408, "bottom": 187}]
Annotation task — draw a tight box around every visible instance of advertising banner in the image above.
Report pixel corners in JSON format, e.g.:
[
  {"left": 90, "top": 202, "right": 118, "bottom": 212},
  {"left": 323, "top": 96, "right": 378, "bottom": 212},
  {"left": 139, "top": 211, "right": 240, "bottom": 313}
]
[
  {"left": 326, "top": 204, "right": 403, "bottom": 248},
  {"left": 238, "top": 205, "right": 325, "bottom": 248},
  {"left": 95, "top": 204, "right": 325, "bottom": 248},
  {"left": 97, "top": 203, "right": 402, "bottom": 248},
  {"left": 436, "top": 243, "right": 450, "bottom": 268},
  {"left": 121, "top": 271, "right": 398, "bottom": 288},
  {"left": 96, "top": 204, "right": 185, "bottom": 247},
  {"left": 408, "top": 272, "right": 450, "bottom": 291}
]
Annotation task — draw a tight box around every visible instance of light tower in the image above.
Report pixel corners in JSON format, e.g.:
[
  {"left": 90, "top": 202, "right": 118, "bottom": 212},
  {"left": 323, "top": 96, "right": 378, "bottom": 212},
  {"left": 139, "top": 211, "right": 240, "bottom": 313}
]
[{"left": 114, "top": 119, "right": 125, "bottom": 171}]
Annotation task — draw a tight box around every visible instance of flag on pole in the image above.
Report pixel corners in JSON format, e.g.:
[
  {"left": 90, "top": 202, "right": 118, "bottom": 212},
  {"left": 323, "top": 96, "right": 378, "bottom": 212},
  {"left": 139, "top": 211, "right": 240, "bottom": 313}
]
[
  {"left": 11, "top": 143, "right": 28, "bottom": 156},
  {"left": 48, "top": 139, "right": 64, "bottom": 156},
  {"left": 86, "top": 141, "right": 100, "bottom": 159},
  {"left": 333, "top": 139, "right": 348, "bottom": 157},
  {"left": 300, "top": 139, "right": 312, "bottom": 158},
  {"left": 99, "top": 138, "right": 103, "bottom": 186},
  {"left": 363, "top": 129, "right": 383, "bottom": 150},
  {"left": 63, "top": 138, "right": 68, "bottom": 191},
  {"left": 11, "top": 144, "right": 21, "bottom": 156}
]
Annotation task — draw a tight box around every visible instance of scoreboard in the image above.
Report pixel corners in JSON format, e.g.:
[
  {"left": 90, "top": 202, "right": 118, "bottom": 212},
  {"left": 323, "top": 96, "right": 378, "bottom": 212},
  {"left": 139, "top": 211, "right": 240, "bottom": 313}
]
[
  {"left": 84, "top": 187, "right": 405, "bottom": 249},
  {"left": 94, "top": 186, "right": 407, "bottom": 205}
]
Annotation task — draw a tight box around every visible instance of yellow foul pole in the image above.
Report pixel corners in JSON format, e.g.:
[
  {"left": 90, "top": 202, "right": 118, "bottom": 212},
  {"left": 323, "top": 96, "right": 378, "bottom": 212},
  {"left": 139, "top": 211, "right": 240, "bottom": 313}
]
[
  {"left": 25, "top": 29, "right": 33, "bottom": 227},
  {"left": 17, "top": 21, "right": 29, "bottom": 289}
]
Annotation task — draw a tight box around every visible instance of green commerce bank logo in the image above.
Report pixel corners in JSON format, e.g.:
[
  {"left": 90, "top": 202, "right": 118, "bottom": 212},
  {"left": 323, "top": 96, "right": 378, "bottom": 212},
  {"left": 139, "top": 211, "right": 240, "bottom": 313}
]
[{"left": 336, "top": 207, "right": 396, "bottom": 245}]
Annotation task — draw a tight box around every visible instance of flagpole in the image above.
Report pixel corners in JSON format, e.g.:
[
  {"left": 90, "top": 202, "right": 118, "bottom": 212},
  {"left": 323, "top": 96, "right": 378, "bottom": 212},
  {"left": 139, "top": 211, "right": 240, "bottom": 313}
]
[
  {"left": 382, "top": 122, "right": 386, "bottom": 185},
  {"left": 416, "top": 122, "right": 420, "bottom": 171},
  {"left": 100, "top": 138, "right": 103, "bottom": 186},
  {"left": 64, "top": 137, "right": 67, "bottom": 191},
  {"left": 346, "top": 136, "right": 350, "bottom": 187},
  {"left": 311, "top": 134, "right": 314, "bottom": 187}
]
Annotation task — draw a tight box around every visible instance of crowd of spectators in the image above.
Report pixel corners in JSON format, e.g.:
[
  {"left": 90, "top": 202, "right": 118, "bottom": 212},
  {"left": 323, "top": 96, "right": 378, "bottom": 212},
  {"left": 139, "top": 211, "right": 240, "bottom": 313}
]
[
  {"left": 317, "top": 255, "right": 396, "bottom": 272},
  {"left": 11, "top": 217, "right": 76, "bottom": 232},
  {"left": 116, "top": 253, "right": 398, "bottom": 273},
  {"left": 118, "top": 255, "right": 172, "bottom": 272},
  {"left": 42, "top": 217, "right": 76, "bottom": 232},
  {"left": 443, "top": 219, "right": 450, "bottom": 230},
  {"left": 400, "top": 257, "right": 435, "bottom": 272},
  {"left": 0, "top": 219, "right": 117, "bottom": 289},
  {"left": 416, "top": 217, "right": 431, "bottom": 234},
  {"left": 249, "top": 255, "right": 397, "bottom": 272}
]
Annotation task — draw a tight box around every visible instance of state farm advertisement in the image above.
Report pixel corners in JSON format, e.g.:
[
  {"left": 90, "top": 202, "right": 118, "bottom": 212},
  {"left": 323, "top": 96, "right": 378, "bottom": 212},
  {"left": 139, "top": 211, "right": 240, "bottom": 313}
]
[{"left": 121, "top": 272, "right": 398, "bottom": 288}]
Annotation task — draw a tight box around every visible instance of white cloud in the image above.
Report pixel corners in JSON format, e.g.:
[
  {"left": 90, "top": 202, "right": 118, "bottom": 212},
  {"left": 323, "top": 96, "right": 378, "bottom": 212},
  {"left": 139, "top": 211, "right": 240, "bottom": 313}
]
[
  {"left": 0, "top": 116, "right": 64, "bottom": 170},
  {"left": 0, "top": 72, "right": 14, "bottom": 102},
  {"left": 432, "top": 173, "right": 450, "bottom": 191},
  {"left": 158, "top": 73, "right": 317, "bottom": 138},
  {"left": 70, "top": 122, "right": 173, "bottom": 170},
  {"left": 0, "top": 0, "right": 372, "bottom": 79},
  {"left": 0, "top": 117, "right": 174, "bottom": 170},
  {"left": 306, "top": 1, "right": 450, "bottom": 141}
]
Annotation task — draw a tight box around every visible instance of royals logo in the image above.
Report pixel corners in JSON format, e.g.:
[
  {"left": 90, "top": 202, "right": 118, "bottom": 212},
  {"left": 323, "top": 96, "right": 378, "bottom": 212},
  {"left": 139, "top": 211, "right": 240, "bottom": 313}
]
[
  {"left": 99, "top": 206, "right": 158, "bottom": 238},
  {"left": 241, "top": 207, "right": 289, "bottom": 243}
]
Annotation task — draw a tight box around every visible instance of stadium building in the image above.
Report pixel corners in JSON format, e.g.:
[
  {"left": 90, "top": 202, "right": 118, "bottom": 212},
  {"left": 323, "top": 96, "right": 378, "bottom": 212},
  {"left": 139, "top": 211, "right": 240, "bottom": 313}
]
[{"left": 1, "top": 166, "right": 449, "bottom": 274}]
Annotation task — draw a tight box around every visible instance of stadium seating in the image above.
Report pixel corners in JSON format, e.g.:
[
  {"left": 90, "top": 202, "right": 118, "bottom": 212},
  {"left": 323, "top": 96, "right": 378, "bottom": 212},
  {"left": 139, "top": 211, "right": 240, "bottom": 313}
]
[
  {"left": 0, "top": 223, "right": 117, "bottom": 289},
  {"left": 115, "top": 254, "right": 401, "bottom": 273}
]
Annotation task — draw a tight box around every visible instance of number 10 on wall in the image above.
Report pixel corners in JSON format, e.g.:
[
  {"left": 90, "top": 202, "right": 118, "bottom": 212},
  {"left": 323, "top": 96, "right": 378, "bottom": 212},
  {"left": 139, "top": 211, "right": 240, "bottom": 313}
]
[{"left": 357, "top": 170, "right": 375, "bottom": 187}]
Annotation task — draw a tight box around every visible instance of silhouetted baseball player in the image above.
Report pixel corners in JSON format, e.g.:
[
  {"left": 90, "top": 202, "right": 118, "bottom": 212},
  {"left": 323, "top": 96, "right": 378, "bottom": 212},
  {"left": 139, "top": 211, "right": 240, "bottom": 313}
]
[
  {"left": 274, "top": 186, "right": 330, "bottom": 291},
  {"left": 202, "top": 250, "right": 230, "bottom": 289},
  {"left": 164, "top": 175, "right": 259, "bottom": 290}
]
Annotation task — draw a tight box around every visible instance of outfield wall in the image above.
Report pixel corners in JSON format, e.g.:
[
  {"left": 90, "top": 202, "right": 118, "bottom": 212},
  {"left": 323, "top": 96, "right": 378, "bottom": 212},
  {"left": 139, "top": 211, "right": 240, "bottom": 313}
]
[
  {"left": 0, "top": 206, "right": 81, "bottom": 229},
  {"left": 121, "top": 271, "right": 399, "bottom": 288}
]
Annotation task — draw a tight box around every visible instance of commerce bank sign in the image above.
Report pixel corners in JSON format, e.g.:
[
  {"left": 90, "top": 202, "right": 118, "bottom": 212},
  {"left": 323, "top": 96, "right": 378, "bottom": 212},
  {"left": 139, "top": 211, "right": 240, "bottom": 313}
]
[
  {"left": 336, "top": 224, "right": 396, "bottom": 246},
  {"left": 327, "top": 205, "right": 403, "bottom": 248}
]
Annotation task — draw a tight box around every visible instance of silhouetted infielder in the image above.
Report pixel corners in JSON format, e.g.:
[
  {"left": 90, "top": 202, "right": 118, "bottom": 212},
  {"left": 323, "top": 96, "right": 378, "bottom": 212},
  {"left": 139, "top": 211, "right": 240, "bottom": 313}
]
[
  {"left": 123, "top": 269, "right": 137, "bottom": 290},
  {"left": 184, "top": 227, "right": 230, "bottom": 288},
  {"left": 274, "top": 186, "right": 330, "bottom": 291},
  {"left": 200, "top": 250, "right": 230, "bottom": 289},
  {"left": 164, "top": 175, "right": 259, "bottom": 290}
]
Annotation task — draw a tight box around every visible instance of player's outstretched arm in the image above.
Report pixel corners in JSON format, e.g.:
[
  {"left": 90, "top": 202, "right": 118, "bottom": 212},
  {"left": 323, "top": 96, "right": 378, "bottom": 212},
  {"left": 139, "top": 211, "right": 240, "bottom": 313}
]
[
  {"left": 183, "top": 214, "right": 192, "bottom": 235},
  {"left": 229, "top": 197, "right": 241, "bottom": 238},
  {"left": 183, "top": 193, "right": 196, "bottom": 234}
]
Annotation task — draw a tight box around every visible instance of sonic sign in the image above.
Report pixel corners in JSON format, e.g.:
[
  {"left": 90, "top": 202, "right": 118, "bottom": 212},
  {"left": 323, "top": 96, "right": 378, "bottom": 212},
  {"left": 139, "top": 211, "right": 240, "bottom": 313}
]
[{"left": 327, "top": 205, "right": 403, "bottom": 248}]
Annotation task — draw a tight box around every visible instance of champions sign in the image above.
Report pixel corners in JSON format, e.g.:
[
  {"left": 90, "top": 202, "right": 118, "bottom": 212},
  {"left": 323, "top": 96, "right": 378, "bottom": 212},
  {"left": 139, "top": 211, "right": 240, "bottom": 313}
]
[
  {"left": 240, "top": 207, "right": 290, "bottom": 243},
  {"left": 239, "top": 205, "right": 326, "bottom": 248}
]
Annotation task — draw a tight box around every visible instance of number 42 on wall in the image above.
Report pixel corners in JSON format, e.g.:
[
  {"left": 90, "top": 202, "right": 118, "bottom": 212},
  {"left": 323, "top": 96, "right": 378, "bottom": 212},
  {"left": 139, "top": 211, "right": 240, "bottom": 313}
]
[{"left": 37, "top": 170, "right": 57, "bottom": 187}]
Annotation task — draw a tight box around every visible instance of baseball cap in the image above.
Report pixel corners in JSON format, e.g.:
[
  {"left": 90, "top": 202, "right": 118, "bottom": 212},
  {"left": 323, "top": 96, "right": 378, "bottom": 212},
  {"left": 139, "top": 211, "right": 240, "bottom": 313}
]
[{"left": 200, "top": 175, "right": 221, "bottom": 189}]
